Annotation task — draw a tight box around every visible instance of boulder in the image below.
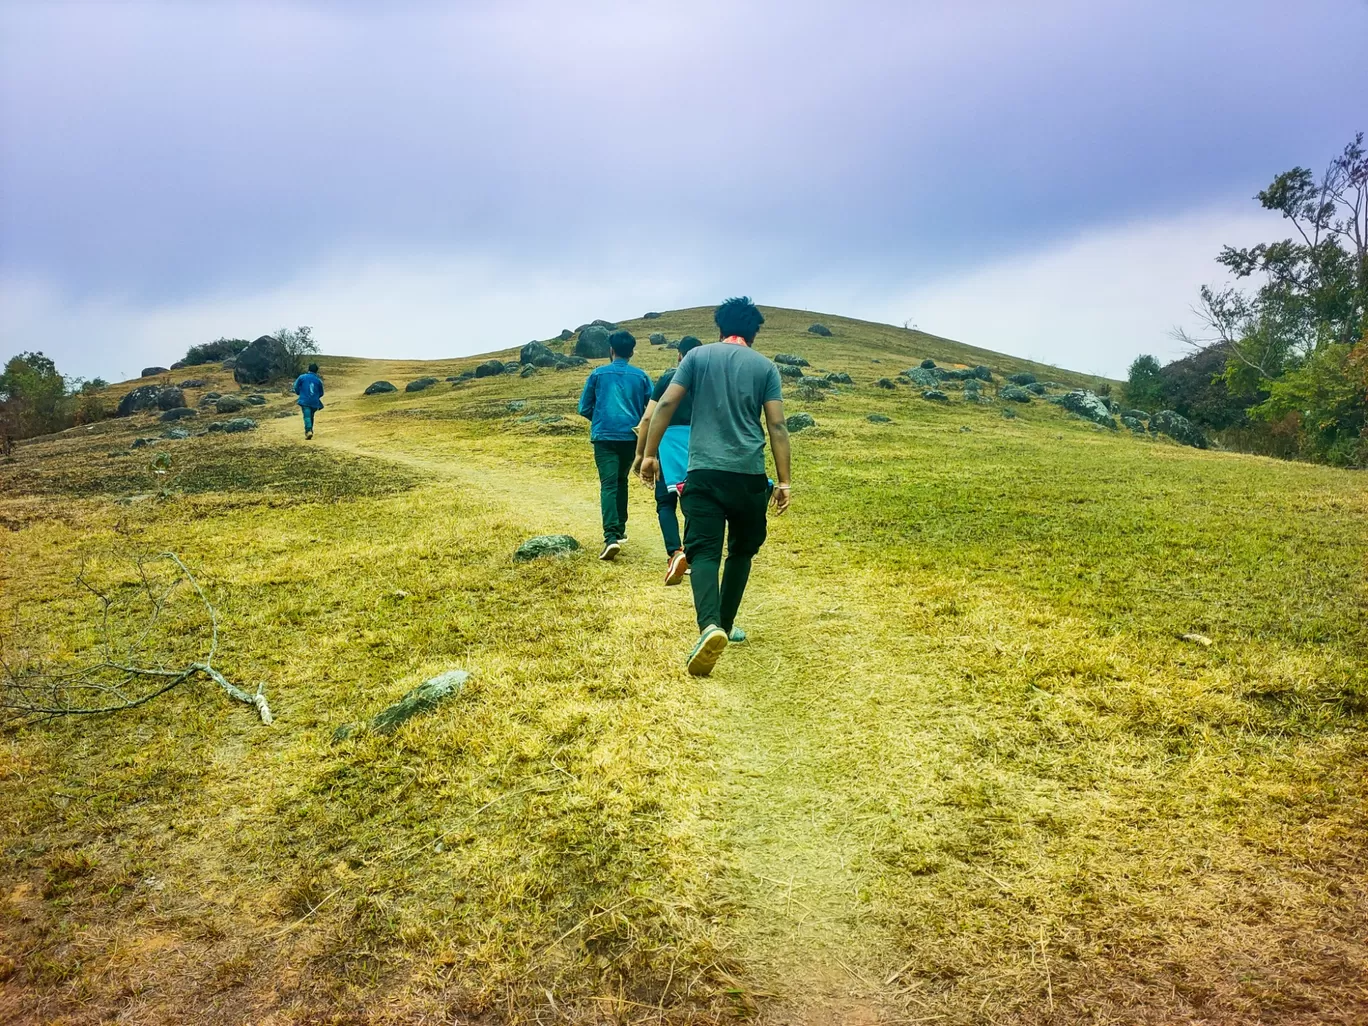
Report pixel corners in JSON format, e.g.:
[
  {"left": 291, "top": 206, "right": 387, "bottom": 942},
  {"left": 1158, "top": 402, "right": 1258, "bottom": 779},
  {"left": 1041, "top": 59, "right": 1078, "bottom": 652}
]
[
  {"left": 141, "top": 366, "right": 169, "bottom": 377},
  {"left": 575, "top": 325, "right": 612, "bottom": 359},
  {"left": 558, "top": 328, "right": 574, "bottom": 341},
  {"left": 364, "top": 381, "right": 397, "bottom": 395},
  {"left": 591, "top": 319, "right": 618, "bottom": 329},
  {"left": 116, "top": 384, "right": 163, "bottom": 417},
  {"left": 170, "top": 360, "right": 187, "bottom": 370},
  {"left": 791, "top": 382, "right": 826, "bottom": 401},
  {"left": 1052, "top": 389, "right": 1117, "bottom": 429},
  {"left": 922, "top": 389, "right": 949, "bottom": 402},
  {"left": 941, "top": 366, "right": 992, "bottom": 381},
  {"left": 802, "top": 375, "right": 831, "bottom": 388},
  {"left": 201, "top": 391, "right": 222, "bottom": 402},
  {"left": 920, "top": 358, "right": 937, "bottom": 369},
  {"left": 1007, "top": 372, "right": 1037, "bottom": 386},
  {"left": 179, "top": 379, "right": 207, "bottom": 389},
  {"left": 786, "top": 412, "right": 816, "bottom": 432},
  {"left": 643, "top": 311, "right": 662, "bottom": 319},
  {"left": 807, "top": 324, "right": 832, "bottom": 337},
  {"left": 369, "top": 670, "right": 469, "bottom": 735},
  {"left": 207, "top": 422, "right": 224, "bottom": 433},
  {"left": 778, "top": 364, "right": 804, "bottom": 378},
  {"left": 520, "top": 364, "right": 537, "bottom": 378},
  {"left": 906, "top": 367, "right": 940, "bottom": 387},
  {"left": 1149, "top": 409, "right": 1208, "bottom": 449},
  {"left": 826, "top": 372, "right": 853, "bottom": 385},
  {"left": 1123, "top": 408, "right": 1150, "bottom": 421},
  {"left": 554, "top": 354, "right": 588, "bottom": 368},
  {"left": 867, "top": 413, "right": 892, "bottom": 423},
  {"left": 246, "top": 394, "right": 267, "bottom": 406},
  {"left": 876, "top": 377, "right": 896, "bottom": 389},
  {"left": 406, "top": 377, "right": 439, "bottom": 392},
  {"left": 232, "top": 335, "right": 289, "bottom": 385},
  {"left": 514, "top": 534, "right": 581, "bottom": 562},
  {"left": 999, "top": 385, "right": 1033, "bottom": 403},
  {"left": 474, "top": 360, "right": 506, "bottom": 379},
  {"left": 215, "top": 395, "right": 247, "bottom": 414},
  {"left": 159, "top": 407, "right": 197, "bottom": 422},
  {"left": 221, "top": 418, "right": 257, "bottom": 433},
  {"left": 774, "top": 353, "right": 810, "bottom": 367},
  {"left": 520, "top": 340, "right": 555, "bottom": 365},
  {"left": 504, "top": 361, "right": 521, "bottom": 374},
  {"left": 1122, "top": 415, "right": 1146, "bottom": 434},
  {"left": 1026, "top": 382, "right": 1047, "bottom": 395},
  {"left": 649, "top": 332, "right": 667, "bottom": 345},
  {"left": 155, "top": 387, "right": 185, "bottom": 410},
  {"left": 221, "top": 358, "right": 237, "bottom": 370},
  {"left": 162, "top": 427, "right": 191, "bottom": 440}
]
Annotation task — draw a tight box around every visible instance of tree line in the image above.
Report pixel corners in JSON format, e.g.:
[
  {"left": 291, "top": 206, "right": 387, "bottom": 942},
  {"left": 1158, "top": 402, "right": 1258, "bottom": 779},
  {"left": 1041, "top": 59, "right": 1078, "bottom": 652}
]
[{"left": 1127, "top": 133, "right": 1367, "bottom": 467}]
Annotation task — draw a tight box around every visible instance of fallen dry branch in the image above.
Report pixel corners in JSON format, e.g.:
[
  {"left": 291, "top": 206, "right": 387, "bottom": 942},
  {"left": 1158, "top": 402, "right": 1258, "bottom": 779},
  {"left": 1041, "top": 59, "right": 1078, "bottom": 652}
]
[{"left": 1, "top": 551, "right": 272, "bottom": 724}]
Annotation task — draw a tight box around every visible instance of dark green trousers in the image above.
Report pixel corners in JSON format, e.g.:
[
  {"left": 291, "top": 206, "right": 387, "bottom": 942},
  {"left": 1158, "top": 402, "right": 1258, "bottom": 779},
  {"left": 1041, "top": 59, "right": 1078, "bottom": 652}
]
[
  {"left": 592, "top": 440, "right": 637, "bottom": 544},
  {"left": 681, "top": 469, "right": 770, "bottom": 633}
]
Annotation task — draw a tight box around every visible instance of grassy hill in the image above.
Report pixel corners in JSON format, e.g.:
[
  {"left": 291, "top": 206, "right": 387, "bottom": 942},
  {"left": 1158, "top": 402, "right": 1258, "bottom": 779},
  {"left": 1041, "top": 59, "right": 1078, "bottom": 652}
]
[{"left": 1, "top": 308, "right": 1365, "bottom": 1025}]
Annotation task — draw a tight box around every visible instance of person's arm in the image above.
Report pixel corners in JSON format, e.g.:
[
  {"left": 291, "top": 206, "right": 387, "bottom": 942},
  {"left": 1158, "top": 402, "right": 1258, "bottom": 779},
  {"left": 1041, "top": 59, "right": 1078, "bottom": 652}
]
[
  {"left": 763, "top": 398, "right": 791, "bottom": 514},
  {"left": 632, "top": 399, "right": 659, "bottom": 475},
  {"left": 640, "top": 383, "right": 686, "bottom": 486},
  {"left": 577, "top": 372, "right": 596, "bottom": 420},
  {"left": 293, "top": 375, "right": 302, "bottom": 396},
  {"left": 317, "top": 377, "right": 324, "bottom": 397}
]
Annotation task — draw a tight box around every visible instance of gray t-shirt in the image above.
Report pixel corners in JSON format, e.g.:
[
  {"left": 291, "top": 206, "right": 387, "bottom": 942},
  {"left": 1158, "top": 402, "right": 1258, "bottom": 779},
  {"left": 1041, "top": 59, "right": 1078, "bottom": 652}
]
[{"left": 671, "top": 342, "right": 783, "bottom": 475}]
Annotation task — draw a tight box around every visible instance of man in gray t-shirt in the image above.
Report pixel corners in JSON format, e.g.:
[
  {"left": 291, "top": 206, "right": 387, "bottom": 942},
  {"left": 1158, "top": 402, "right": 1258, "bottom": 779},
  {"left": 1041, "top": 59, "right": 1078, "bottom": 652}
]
[{"left": 641, "top": 296, "right": 792, "bottom": 677}]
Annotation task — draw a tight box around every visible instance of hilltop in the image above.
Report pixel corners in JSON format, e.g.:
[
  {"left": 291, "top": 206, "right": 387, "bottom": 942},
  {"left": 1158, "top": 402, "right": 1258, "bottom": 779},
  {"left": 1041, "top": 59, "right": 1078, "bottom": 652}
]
[{"left": 1, "top": 308, "right": 1365, "bottom": 1026}]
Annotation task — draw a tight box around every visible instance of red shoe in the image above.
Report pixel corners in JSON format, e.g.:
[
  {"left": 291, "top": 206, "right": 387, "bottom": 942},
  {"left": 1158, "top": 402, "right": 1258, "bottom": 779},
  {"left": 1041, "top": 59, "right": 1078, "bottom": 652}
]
[{"left": 665, "top": 550, "right": 689, "bottom": 586}]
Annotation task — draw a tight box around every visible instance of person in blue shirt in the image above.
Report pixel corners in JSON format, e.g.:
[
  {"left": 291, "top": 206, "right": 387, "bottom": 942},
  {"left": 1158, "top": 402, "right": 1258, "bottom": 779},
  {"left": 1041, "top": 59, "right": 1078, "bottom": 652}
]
[
  {"left": 293, "top": 362, "right": 324, "bottom": 440},
  {"left": 578, "top": 331, "right": 651, "bottom": 560}
]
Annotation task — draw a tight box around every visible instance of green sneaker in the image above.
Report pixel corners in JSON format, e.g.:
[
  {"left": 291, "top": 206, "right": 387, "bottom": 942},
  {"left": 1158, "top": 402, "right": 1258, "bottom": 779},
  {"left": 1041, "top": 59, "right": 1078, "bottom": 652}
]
[
  {"left": 728, "top": 626, "right": 747, "bottom": 643},
  {"left": 686, "top": 625, "right": 729, "bottom": 677}
]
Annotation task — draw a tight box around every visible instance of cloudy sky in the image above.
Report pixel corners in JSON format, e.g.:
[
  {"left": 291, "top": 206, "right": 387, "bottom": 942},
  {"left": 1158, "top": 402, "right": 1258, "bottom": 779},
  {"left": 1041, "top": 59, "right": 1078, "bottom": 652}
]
[{"left": 2, "top": 0, "right": 1365, "bottom": 382}]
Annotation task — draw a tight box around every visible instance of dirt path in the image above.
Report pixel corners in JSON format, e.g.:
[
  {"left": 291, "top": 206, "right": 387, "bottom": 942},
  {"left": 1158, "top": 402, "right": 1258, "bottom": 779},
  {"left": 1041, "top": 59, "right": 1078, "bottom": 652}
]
[{"left": 292, "top": 401, "right": 907, "bottom": 1023}]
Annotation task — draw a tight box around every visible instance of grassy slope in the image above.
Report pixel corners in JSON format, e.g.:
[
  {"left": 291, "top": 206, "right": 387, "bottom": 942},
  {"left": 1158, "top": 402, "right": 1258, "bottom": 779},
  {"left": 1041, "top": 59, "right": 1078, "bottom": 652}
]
[{"left": 1, "top": 308, "right": 1365, "bottom": 1025}]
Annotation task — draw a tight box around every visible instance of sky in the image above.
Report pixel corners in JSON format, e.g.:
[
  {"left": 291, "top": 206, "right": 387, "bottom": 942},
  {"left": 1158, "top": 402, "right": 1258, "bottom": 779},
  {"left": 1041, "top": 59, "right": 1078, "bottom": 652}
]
[{"left": 2, "top": 0, "right": 1366, "bottom": 382}]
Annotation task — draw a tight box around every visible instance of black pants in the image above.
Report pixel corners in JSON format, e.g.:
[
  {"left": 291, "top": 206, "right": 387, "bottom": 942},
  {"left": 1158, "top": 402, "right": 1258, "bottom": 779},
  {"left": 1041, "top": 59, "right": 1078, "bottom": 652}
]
[
  {"left": 592, "top": 440, "right": 637, "bottom": 544},
  {"left": 655, "top": 477, "right": 682, "bottom": 555},
  {"left": 681, "top": 469, "right": 769, "bottom": 633}
]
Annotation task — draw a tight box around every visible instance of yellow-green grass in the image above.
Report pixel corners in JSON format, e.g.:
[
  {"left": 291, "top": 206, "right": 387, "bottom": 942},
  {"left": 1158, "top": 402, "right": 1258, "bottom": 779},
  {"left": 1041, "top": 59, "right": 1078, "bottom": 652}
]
[{"left": 1, "top": 308, "right": 1365, "bottom": 1025}]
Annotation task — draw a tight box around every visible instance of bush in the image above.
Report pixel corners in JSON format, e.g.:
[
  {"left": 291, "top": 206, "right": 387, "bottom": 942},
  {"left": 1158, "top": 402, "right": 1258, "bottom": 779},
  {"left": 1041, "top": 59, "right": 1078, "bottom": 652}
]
[{"left": 182, "top": 337, "right": 249, "bottom": 366}]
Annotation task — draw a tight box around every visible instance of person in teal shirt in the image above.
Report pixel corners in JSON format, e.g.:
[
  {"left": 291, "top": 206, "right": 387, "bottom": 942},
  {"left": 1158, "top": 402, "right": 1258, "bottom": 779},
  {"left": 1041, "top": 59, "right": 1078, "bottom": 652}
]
[{"left": 293, "top": 363, "right": 324, "bottom": 439}]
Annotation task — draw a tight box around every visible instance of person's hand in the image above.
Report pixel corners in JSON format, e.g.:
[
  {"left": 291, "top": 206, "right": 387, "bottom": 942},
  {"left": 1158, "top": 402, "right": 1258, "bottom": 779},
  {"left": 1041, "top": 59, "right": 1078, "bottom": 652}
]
[
  {"left": 631, "top": 455, "right": 643, "bottom": 479},
  {"left": 771, "top": 483, "right": 791, "bottom": 515},
  {"left": 640, "top": 456, "right": 660, "bottom": 486}
]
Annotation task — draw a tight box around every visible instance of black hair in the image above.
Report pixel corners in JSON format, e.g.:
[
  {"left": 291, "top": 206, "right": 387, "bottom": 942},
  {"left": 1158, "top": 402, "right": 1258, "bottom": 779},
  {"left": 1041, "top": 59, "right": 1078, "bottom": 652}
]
[
  {"left": 307, "top": 362, "right": 319, "bottom": 374},
  {"left": 677, "top": 335, "right": 702, "bottom": 358},
  {"left": 714, "top": 296, "right": 764, "bottom": 343},
  {"left": 607, "top": 330, "right": 636, "bottom": 359}
]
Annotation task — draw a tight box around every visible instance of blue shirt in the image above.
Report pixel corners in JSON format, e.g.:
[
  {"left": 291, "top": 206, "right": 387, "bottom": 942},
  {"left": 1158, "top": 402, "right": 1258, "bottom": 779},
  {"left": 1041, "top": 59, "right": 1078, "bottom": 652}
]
[
  {"left": 578, "top": 359, "right": 651, "bottom": 442},
  {"left": 293, "top": 372, "right": 324, "bottom": 410}
]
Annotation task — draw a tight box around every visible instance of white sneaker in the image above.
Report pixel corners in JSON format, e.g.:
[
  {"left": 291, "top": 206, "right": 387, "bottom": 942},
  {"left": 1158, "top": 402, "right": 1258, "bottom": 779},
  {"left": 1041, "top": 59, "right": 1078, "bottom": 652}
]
[{"left": 599, "top": 541, "right": 621, "bottom": 561}]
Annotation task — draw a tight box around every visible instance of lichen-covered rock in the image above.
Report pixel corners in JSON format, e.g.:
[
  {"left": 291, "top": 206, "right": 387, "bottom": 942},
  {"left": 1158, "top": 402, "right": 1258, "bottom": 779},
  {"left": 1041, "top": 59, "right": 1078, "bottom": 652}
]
[
  {"left": 1123, "top": 408, "right": 1150, "bottom": 421},
  {"left": 906, "top": 367, "right": 940, "bottom": 387},
  {"left": 232, "top": 335, "right": 289, "bottom": 385},
  {"left": 364, "top": 380, "right": 397, "bottom": 395},
  {"left": 517, "top": 364, "right": 535, "bottom": 378},
  {"left": 370, "top": 670, "right": 469, "bottom": 735},
  {"left": 141, "top": 366, "right": 169, "bottom": 377},
  {"left": 866, "top": 413, "right": 892, "bottom": 423},
  {"left": 130, "top": 437, "right": 158, "bottom": 448},
  {"left": 649, "top": 332, "right": 667, "bottom": 345},
  {"left": 920, "top": 358, "right": 936, "bottom": 369},
  {"left": 215, "top": 395, "right": 247, "bottom": 414},
  {"left": 786, "top": 412, "right": 816, "bottom": 431},
  {"left": 1052, "top": 389, "right": 1117, "bottom": 428},
  {"left": 575, "top": 325, "right": 612, "bottom": 359},
  {"left": 1149, "top": 409, "right": 1208, "bottom": 449},
  {"left": 179, "top": 379, "right": 207, "bottom": 389},
  {"left": 1007, "top": 372, "right": 1037, "bottom": 386},
  {"left": 152, "top": 387, "right": 183, "bottom": 411},
  {"left": 876, "top": 378, "right": 896, "bottom": 389},
  {"left": 222, "top": 418, "right": 257, "bottom": 433},
  {"left": 778, "top": 364, "right": 804, "bottom": 378},
  {"left": 774, "top": 353, "right": 810, "bottom": 367},
  {"left": 1000, "top": 385, "right": 1033, "bottom": 402},
  {"left": 941, "top": 366, "right": 992, "bottom": 381},
  {"left": 246, "top": 394, "right": 267, "bottom": 406},
  {"left": 922, "top": 389, "right": 950, "bottom": 402},
  {"left": 162, "top": 426, "right": 191, "bottom": 440},
  {"left": 1122, "top": 415, "right": 1146, "bottom": 434},
  {"left": 1026, "top": 382, "right": 1047, "bottom": 395},
  {"left": 643, "top": 311, "right": 662, "bottom": 319},
  {"left": 160, "top": 407, "right": 197, "bottom": 422},
  {"left": 116, "top": 384, "right": 163, "bottom": 417},
  {"left": 802, "top": 375, "right": 831, "bottom": 388},
  {"left": 826, "top": 372, "right": 853, "bottom": 385},
  {"left": 558, "top": 328, "right": 574, "bottom": 341},
  {"left": 514, "top": 534, "right": 581, "bottom": 562},
  {"left": 807, "top": 324, "right": 832, "bottom": 337},
  {"left": 520, "top": 340, "right": 555, "bottom": 365},
  {"left": 403, "top": 377, "right": 437, "bottom": 393},
  {"left": 200, "top": 391, "right": 222, "bottom": 403},
  {"left": 554, "top": 354, "right": 588, "bottom": 368}
]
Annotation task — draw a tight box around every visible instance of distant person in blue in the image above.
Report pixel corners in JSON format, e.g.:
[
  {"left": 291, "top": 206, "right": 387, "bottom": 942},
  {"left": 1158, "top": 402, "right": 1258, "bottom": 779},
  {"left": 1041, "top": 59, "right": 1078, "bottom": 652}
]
[
  {"left": 293, "top": 362, "right": 324, "bottom": 440},
  {"left": 578, "top": 331, "right": 651, "bottom": 561},
  {"left": 632, "top": 334, "right": 702, "bottom": 584}
]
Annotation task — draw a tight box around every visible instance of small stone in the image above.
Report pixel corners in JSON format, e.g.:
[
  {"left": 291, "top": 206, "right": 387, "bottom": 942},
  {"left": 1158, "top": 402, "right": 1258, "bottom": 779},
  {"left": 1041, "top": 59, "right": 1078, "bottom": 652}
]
[
  {"left": 179, "top": 379, "right": 207, "bottom": 389},
  {"left": 406, "top": 377, "right": 439, "bottom": 391},
  {"left": 779, "top": 364, "right": 805, "bottom": 378},
  {"left": 215, "top": 395, "right": 247, "bottom": 414},
  {"left": 999, "top": 385, "right": 1033, "bottom": 403},
  {"left": 876, "top": 378, "right": 896, "bottom": 389},
  {"left": 826, "top": 372, "right": 853, "bottom": 385},
  {"left": 920, "top": 359, "right": 936, "bottom": 369},
  {"left": 222, "top": 417, "right": 257, "bottom": 433},
  {"left": 774, "top": 353, "right": 810, "bottom": 367},
  {"left": 371, "top": 670, "right": 470, "bottom": 734},
  {"left": 807, "top": 323, "right": 832, "bottom": 336},
  {"left": 208, "top": 422, "right": 224, "bottom": 433},
  {"left": 160, "top": 407, "right": 198, "bottom": 422},
  {"left": 162, "top": 427, "right": 191, "bottom": 440},
  {"left": 786, "top": 412, "right": 816, "bottom": 432},
  {"left": 959, "top": 425, "right": 972, "bottom": 432},
  {"left": 514, "top": 534, "right": 581, "bottom": 561},
  {"left": 520, "top": 364, "right": 537, "bottom": 378},
  {"left": 364, "top": 380, "right": 397, "bottom": 395},
  {"left": 867, "top": 414, "right": 892, "bottom": 423},
  {"left": 1180, "top": 633, "right": 1213, "bottom": 647},
  {"left": 131, "top": 437, "right": 157, "bottom": 448},
  {"left": 922, "top": 390, "right": 949, "bottom": 402},
  {"left": 246, "top": 394, "right": 267, "bottom": 406}
]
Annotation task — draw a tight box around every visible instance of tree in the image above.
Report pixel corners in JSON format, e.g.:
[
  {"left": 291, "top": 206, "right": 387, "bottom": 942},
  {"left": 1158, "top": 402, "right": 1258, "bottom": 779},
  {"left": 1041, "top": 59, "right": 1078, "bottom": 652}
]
[
  {"left": 0, "top": 351, "right": 69, "bottom": 448},
  {"left": 1124, "top": 355, "right": 1165, "bottom": 411}
]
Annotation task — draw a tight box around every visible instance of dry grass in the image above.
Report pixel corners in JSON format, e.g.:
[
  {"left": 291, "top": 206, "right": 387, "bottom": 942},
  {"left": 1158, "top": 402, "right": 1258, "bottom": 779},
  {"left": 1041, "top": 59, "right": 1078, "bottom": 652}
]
[{"left": 1, "top": 306, "right": 1365, "bottom": 1025}]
